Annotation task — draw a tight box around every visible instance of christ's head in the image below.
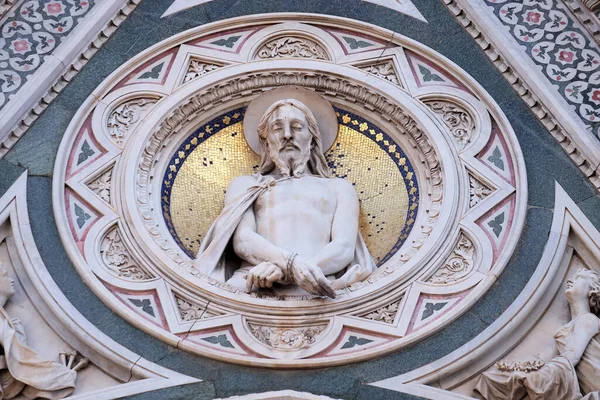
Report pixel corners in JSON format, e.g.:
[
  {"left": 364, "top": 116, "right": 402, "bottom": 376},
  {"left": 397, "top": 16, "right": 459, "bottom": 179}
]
[{"left": 257, "top": 99, "right": 330, "bottom": 178}]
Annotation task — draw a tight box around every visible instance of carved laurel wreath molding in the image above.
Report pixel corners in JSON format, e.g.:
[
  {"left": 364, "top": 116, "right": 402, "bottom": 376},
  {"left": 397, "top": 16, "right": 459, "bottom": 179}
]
[{"left": 54, "top": 16, "right": 526, "bottom": 367}]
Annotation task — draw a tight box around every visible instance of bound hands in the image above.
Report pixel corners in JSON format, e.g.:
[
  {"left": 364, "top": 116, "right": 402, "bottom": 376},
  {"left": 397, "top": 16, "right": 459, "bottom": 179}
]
[{"left": 245, "top": 255, "right": 336, "bottom": 299}]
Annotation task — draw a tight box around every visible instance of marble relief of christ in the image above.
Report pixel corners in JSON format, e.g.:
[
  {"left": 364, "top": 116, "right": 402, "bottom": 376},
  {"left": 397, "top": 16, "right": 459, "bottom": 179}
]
[{"left": 193, "top": 88, "right": 376, "bottom": 298}]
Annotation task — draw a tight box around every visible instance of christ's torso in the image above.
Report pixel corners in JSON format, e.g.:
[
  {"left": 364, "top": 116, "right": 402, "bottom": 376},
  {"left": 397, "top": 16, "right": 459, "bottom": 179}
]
[{"left": 253, "top": 176, "right": 337, "bottom": 258}]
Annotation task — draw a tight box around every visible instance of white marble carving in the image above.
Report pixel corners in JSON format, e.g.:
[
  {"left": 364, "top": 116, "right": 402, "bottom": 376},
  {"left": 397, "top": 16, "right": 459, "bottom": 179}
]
[
  {"left": 0, "top": 173, "right": 199, "bottom": 398},
  {"left": 425, "top": 101, "right": 475, "bottom": 150},
  {"left": 428, "top": 234, "right": 475, "bottom": 284},
  {"left": 359, "top": 61, "right": 401, "bottom": 86},
  {"left": 183, "top": 59, "right": 221, "bottom": 83},
  {"left": 249, "top": 325, "right": 326, "bottom": 350},
  {"left": 362, "top": 301, "right": 401, "bottom": 324},
  {"left": 193, "top": 93, "right": 376, "bottom": 297},
  {"left": 107, "top": 98, "right": 157, "bottom": 146},
  {"left": 54, "top": 16, "right": 526, "bottom": 368},
  {"left": 100, "top": 227, "right": 152, "bottom": 280},
  {"left": 256, "top": 37, "right": 330, "bottom": 60},
  {"left": 88, "top": 168, "right": 113, "bottom": 204},
  {"left": 0, "top": 265, "right": 85, "bottom": 399},
  {"left": 469, "top": 175, "right": 492, "bottom": 208},
  {"left": 177, "top": 297, "right": 205, "bottom": 321},
  {"left": 583, "top": 0, "right": 600, "bottom": 12},
  {"left": 0, "top": 0, "right": 143, "bottom": 158},
  {"left": 475, "top": 267, "right": 600, "bottom": 399},
  {"left": 370, "top": 184, "right": 600, "bottom": 399}
]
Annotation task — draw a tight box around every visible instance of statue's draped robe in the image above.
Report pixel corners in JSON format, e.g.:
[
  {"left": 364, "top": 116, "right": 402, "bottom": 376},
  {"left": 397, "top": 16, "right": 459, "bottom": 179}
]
[
  {"left": 0, "top": 308, "right": 76, "bottom": 399},
  {"left": 194, "top": 174, "right": 377, "bottom": 290},
  {"left": 475, "top": 313, "right": 600, "bottom": 400}
]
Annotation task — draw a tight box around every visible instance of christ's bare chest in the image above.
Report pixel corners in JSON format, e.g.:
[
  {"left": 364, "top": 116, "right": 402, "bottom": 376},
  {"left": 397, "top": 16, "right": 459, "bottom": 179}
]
[{"left": 253, "top": 177, "right": 337, "bottom": 229}]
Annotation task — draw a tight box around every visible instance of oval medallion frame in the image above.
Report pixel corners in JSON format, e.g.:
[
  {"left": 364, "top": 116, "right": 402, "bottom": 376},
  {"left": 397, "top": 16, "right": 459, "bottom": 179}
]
[{"left": 53, "top": 14, "right": 527, "bottom": 367}]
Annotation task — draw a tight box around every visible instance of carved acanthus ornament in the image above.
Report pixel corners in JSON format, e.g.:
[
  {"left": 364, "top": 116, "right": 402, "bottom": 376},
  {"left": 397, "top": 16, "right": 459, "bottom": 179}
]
[
  {"left": 425, "top": 101, "right": 475, "bottom": 150},
  {"left": 249, "top": 325, "right": 326, "bottom": 350},
  {"left": 183, "top": 59, "right": 221, "bottom": 83},
  {"left": 87, "top": 169, "right": 112, "bottom": 204},
  {"left": 107, "top": 98, "right": 157, "bottom": 146},
  {"left": 428, "top": 234, "right": 475, "bottom": 284},
  {"left": 100, "top": 228, "right": 152, "bottom": 280},
  {"left": 469, "top": 175, "right": 493, "bottom": 207},
  {"left": 362, "top": 301, "right": 400, "bottom": 324},
  {"left": 360, "top": 61, "right": 400, "bottom": 86},
  {"left": 176, "top": 298, "right": 205, "bottom": 321},
  {"left": 256, "top": 37, "right": 330, "bottom": 60}
]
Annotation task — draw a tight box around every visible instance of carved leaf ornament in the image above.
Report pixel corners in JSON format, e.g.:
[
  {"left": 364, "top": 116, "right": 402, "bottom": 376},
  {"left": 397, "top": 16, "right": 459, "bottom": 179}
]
[
  {"left": 426, "top": 101, "right": 475, "bottom": 149},
  {"left": 100, "top": 228, "right": 151, "bottom": 280},
  {"left": 256, "top": 36, "right": 330, "bottom": 60},
  {"left": 249, "top": 324, "right": 326, "bottom": 350}
]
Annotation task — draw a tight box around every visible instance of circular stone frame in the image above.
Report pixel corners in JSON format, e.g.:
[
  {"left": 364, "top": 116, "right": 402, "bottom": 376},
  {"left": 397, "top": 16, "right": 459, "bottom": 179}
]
[{"left": 53, "top": 14, "right": 527, "bottom": 367}]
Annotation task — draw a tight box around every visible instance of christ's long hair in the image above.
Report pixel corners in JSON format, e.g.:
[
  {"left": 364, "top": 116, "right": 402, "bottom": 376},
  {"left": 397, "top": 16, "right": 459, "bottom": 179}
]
[{"left": 256, "top": 99, "right": 331, "bottom": 178}]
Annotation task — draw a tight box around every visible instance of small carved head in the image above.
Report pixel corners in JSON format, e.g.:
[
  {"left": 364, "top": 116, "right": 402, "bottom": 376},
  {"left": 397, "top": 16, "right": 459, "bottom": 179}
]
[
  {"left": 566, "top": 267, "right": 600, "bottom": 315},
  {"left": 257, "top": 99, "right": 330, "bottom": 178},
  {"left": 0, "top": 265, "right": 16, "bottom": 306}
]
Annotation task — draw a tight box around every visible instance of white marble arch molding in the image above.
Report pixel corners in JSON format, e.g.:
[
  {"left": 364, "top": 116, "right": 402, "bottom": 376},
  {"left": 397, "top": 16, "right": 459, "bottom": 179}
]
[
  {"left": 53, "top": 14, "right": 527, "bottom": 368},
  {"left": 0, "top": 172, "right": 199, "bottom": 399},
  {"left": 371, "top": 182, "right": 600, "bottom": 399}
]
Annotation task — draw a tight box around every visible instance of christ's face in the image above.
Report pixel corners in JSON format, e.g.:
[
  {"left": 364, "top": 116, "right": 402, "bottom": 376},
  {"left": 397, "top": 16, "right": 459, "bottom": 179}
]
[{"left": 265, "top": 104, "right": 313, "bottom": 176}]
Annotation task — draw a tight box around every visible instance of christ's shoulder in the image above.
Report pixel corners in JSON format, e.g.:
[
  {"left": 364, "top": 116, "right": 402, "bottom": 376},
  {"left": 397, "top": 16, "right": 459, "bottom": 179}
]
[
  {"left": 225, "top": 175, "right": 260, "bottom": 203},
  {"left": 327, "top": 177, "right": 358, "bottom": 197}
]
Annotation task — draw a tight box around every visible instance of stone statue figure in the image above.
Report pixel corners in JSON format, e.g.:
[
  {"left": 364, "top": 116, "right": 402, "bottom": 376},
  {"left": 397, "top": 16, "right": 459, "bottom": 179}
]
[
  {"left": 475, "top": 267, "right": 600, "bottom": 400},
  {"left": 193, "top": 87, "right": 377, "bottom": 298},
  {"left": 0, "top": 265, "right": 87, "bottom": 399}
]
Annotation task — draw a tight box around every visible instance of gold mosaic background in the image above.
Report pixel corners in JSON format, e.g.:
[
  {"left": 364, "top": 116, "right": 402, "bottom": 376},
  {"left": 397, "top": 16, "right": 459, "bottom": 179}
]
[{"left": 169, "top": 119, "right": 411, "bottom": 264}]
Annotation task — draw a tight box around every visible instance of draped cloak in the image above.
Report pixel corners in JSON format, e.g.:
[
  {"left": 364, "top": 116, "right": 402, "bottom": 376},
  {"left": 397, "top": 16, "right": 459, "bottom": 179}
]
[
  {"left": 474, "top": 313, "right": 600, "bottom": 400},
  {"left": 0, "top": 307, "right": 76, "bottom": 399},
  {"left": 193, "top": 174, "right": 377, "bottom": 290}
]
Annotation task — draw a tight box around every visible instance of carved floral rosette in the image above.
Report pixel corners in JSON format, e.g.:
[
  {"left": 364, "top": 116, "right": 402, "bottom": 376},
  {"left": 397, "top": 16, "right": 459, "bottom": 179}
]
[{"left": 53, "top": 15, "right": 526, "bottom": 367}]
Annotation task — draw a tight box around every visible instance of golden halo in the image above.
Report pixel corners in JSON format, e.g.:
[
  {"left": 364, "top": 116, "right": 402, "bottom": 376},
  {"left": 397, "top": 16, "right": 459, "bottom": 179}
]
[{"left": 243, "top": 86, "right": 338, "bottom": 154}]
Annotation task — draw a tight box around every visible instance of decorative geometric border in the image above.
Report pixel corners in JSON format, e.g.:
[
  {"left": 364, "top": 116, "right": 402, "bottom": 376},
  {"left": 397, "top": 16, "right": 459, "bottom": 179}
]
[
  {"left": 52, "top": 15, "right": 527, "bottom": 368},
  {"left": 443, "top": 0, "right": 600, "bottom": 190},
  {"left": 161, "top": 106, "right": 420, "bottom": 264},
  {"left": 0, "top": 0, "right": 141, "bottom": 157}
]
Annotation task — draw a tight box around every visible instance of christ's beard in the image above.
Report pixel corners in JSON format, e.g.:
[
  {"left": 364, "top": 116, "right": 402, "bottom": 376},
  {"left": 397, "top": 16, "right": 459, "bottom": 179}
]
[{"left": 269, "top": 145, "right": 311, "bottom": 177}]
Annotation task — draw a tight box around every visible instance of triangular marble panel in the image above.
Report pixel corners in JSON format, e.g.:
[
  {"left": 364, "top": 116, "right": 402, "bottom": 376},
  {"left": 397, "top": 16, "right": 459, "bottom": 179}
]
[
  {"left": 189, "top": 28, "right": 261, "bottom": 54},
  {"left": 325, "top": 29, "right": 389, "bottom": 55}
]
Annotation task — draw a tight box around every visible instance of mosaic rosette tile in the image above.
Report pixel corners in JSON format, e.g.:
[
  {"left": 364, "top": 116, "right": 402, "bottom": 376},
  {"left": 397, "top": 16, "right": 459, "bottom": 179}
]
[
  {"left": 0, "top": 0, "right": 94, "bottom": 109},
  {"left": 485, "top": 0, "right": 600, "bottom": 135},
  {"left": 53, "top": 16, "right": 527, "bottom": 368}
]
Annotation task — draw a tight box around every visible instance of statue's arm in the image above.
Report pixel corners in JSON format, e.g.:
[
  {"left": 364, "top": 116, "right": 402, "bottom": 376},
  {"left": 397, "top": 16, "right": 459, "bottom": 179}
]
[
  {"left": 310, "top": 178, "right": 359, "bottom": 276},
  {"left": 229, "top": 176, "right": 289, "bottom": 271},
  {"left": 561, "top": 313, "right": 599, "bottom": 366}
]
